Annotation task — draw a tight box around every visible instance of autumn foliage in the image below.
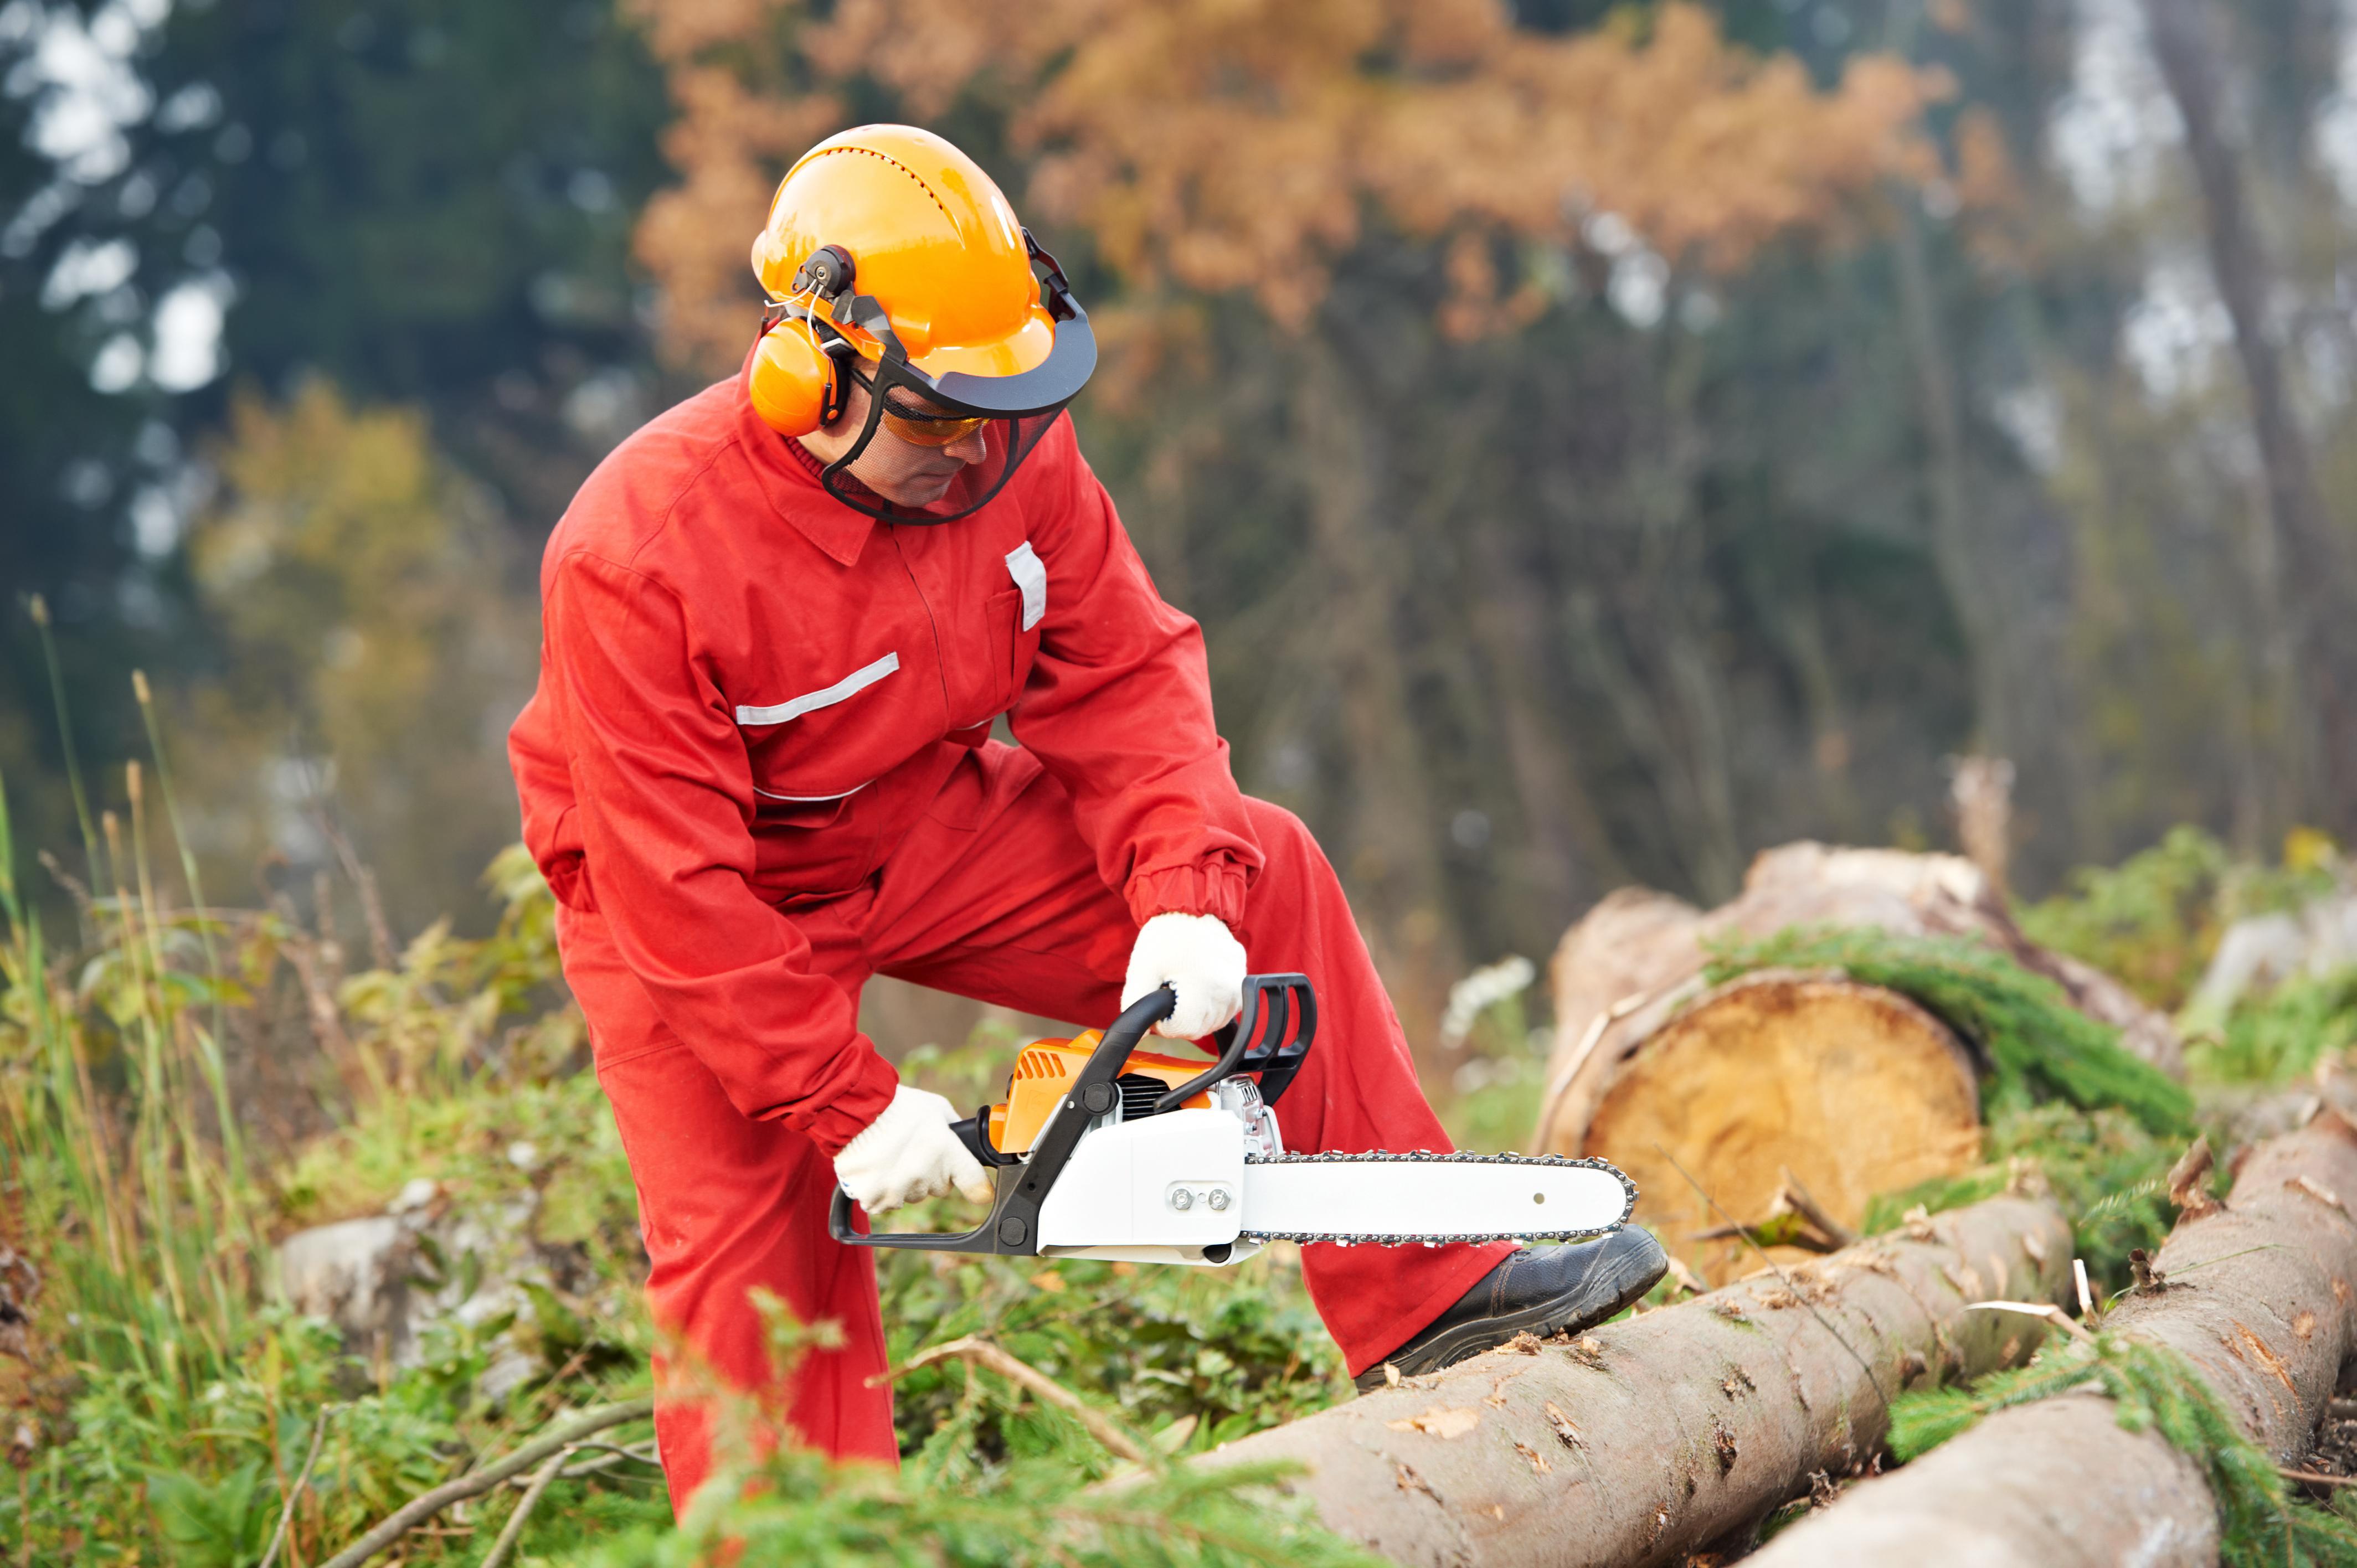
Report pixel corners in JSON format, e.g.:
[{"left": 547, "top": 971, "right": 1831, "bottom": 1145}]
[{"left": 627, "top": 0, "right": 1944, "bottom": 364}]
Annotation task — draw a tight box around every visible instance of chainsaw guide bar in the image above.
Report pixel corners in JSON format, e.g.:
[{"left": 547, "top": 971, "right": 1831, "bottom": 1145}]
[{"left": 1233, "top": 1150, "right": 1638, "bottom": 1246}]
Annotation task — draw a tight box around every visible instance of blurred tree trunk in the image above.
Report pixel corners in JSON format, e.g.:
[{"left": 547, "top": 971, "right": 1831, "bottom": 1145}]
[
  {"left": 2143, "top": 0, "right": 2353, "bottom": 831},
  {"left": 1295, "top": 332, "right": 1461, "bottom": 1032},
  {"left": 1629, "top": 333, "right": 1743, "bottom": 900},
  {"left": 1429, "top": 382, "right": 1622, "bottom": 936},
  {"left": 1888, "top": 2, "right": 2008, "bottom": 764}
]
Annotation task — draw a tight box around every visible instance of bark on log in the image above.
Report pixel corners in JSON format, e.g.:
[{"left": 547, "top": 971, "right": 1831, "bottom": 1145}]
[
  {"left": 1203, "top": 1193, "right": 2070, "bottom": 1568},
  {"left": 1747, "top": 1114, "right": 2357, "bottom": 1567},
  {"left": 1537, "top": 843, "right": 2184, "bottom": 1281}
]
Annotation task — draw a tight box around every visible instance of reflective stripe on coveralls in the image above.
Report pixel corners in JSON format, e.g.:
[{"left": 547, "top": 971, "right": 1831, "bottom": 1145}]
[{"left": 508, "top": 357, "right": 1510, "bottom": 1515}]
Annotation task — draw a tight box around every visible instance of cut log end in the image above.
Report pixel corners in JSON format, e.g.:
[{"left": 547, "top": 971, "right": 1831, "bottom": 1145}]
[{"left": 1582, "top": 972, "right": 1983, "bottom": 1283}]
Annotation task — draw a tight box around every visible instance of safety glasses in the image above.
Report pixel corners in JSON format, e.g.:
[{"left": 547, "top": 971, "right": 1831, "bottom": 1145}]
[{"left": 850, "top": 367, "right": 991, "bottom": 449}]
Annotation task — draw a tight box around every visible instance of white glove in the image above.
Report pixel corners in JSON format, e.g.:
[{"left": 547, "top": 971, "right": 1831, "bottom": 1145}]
[
  {"left": 833, "top": 1085, "right": 993, "bottom": 1214},
  {"left": 1121, "top": 912, "right": 1247, "bottom": 1040}
]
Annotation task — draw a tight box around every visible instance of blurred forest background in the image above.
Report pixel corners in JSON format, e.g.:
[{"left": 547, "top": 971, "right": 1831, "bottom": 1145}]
[{"left": 6, "top": 0, "right": 2355, "bottom": 1036}]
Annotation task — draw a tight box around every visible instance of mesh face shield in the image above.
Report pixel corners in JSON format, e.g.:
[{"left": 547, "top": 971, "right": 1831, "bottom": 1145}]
[{"left": 781, "top": 232, "right": 1095, "bottom": 526}]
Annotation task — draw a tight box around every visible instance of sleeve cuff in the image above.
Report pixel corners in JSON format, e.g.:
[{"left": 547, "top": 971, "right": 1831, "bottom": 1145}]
[
  {"left": 1125, "top": 858, "right": 1249, "bottom": 930},
  {"left": 802, "top": 1045, "right": 903, "bottom": 1158}
]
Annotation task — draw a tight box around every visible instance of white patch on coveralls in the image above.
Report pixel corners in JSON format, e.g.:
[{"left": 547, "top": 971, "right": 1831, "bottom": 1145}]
[{"left": 735, "top": 651, "right": 900, "bottom": 726}]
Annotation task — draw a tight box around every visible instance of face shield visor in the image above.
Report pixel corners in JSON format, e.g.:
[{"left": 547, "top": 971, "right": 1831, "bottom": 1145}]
[{"left": 770, "top": 231, "right": 1096, "bottom": 525}]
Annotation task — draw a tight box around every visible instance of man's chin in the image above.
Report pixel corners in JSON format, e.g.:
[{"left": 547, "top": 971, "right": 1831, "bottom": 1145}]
[{"left": 872, "top": 475, "right": 960, "bottom": 508}]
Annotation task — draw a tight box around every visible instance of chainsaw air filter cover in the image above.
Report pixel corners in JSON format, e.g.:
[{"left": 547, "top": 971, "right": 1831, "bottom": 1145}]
[{"left": 989, "top": 1033, "right": 1214, "bottom": 1154}]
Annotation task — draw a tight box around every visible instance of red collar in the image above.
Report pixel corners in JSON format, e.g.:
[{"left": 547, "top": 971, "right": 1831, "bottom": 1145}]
[{"left": 732, "top": 345, "right": 878, "bottom": 569}]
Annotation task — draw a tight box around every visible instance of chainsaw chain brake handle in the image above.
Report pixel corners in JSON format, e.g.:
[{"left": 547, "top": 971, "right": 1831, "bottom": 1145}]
[
  {"left": 1151, "top": 972, "right": 1315, "bottom": 1114},
  {"left": 829, "top": 983, "right": 1178, "bottom": 1255}
]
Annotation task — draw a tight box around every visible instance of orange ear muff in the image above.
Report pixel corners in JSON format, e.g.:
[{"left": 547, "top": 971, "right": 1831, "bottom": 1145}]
[{"left": 748, "top": 317, "right": 841, "bottom": 436}]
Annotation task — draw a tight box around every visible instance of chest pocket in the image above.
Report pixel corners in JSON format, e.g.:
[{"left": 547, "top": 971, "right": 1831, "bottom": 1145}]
[
  {"left": 1002, "top": 541, "right": 1047, "bottom": 691},
  {"left": 735, "top": 651, "right": 899, "bottom": 824}
]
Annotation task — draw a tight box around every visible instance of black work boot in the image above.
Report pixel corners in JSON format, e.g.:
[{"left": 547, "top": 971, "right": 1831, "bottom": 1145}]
[{"left": 1354, "top": 1227, "right": 1668, "bottom": 1392}]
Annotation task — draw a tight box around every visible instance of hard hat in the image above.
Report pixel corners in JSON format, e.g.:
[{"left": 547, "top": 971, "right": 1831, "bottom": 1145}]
[{"left": 746, "top": 124, "right": 1095, "bottom": 523}]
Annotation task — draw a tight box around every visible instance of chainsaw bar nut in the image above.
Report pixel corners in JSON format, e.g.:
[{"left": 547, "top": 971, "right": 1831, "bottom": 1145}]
[
  {"left": 1168, "top": 1188, "right": 1194, "bottom": 1211},
  {"left": 1207, "top": 1187, "right": 1230, "bottom": 1211}
]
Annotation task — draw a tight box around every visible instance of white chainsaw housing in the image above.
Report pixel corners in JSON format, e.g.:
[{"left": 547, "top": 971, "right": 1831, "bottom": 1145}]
[{"left": 1037, "top": 1107, "right": 1263, "bottom": 1266}]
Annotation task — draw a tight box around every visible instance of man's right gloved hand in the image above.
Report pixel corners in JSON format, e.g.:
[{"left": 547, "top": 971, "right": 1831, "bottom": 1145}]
[{"left": 833, "top": 1084, "right": 994, "bottom": 1214}]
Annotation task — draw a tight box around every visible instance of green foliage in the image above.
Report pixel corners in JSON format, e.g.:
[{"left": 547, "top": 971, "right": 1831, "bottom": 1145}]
[
  {"left": 580, "top": 1443, "right": 1376, "bottom": 1568},
  {"left": 2188, "top": 969, "right": 2357, "bottom": 1086},
  {"left": 1438, "top": 1049, "right": 1552, "bottom": 1156},
  {"left": 1704, "top": 925, "right": 2195, "bottom": 1136},
  {"left": 1861, "top": 1102, "right": 2185, "bottom": 1292},
  {"left": 1890, "top": 1333, "right": 2357, "bottom": 1567},
  {"left": 878, "top": 1248, "right": 1346, "bottom": 1468},
  {"left": 2018, "top": 826, "right": 2233, "bottom": 1009},
  {"left": 2018, "top": 827, "right": 2345, "bottom": 1013}
]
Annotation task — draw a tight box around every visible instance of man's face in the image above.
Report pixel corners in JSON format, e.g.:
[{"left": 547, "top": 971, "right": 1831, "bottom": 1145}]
[{"left": 796, "top": 368, "right": 991, "bottom": 508}]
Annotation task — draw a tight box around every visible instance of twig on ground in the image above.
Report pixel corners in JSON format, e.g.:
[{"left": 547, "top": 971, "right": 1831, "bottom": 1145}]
[
  {"left": 1778, "top": 1167, "right": 1861, "bottom": 1250},
  {"left": 869, "top": 1335, "right": 1152, "bottom": 1465},
  {"left": 2282, "top": 1468, "right": 2357, "bottom": 1489},
  {"left": 1964, "top": 1299, "right": 2094, "bottom": 1343},
  {"left": 318, "top": 1399, "right": 653, "bottom": 1568},
  {"left": 1693, "top": 1169, "right": 1860, "bottom": 1254},
  {"left": 506, "top": 1440, "right": 662, "bottom": 1484},
  {"left": 481, "top": 1446, "right": 574, "bottom": 1568},
  {"left": 259, "top": 1404, "right": 335, "bottom": 1568}
]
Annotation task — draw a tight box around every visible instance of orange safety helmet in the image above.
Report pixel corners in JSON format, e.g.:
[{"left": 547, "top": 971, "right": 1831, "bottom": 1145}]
[{"left": 746, "top": 124, "right": 1095, "bottom": 523}]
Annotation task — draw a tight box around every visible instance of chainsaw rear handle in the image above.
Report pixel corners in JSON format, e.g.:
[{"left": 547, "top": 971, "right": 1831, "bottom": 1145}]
[{"left": 829, "top": 983, "right": 1178, "bottom": 1255}]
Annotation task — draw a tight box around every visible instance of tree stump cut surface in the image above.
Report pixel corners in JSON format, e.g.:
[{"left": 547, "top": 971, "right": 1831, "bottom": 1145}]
[{"left": 1584, "top": 971, "right": 1982, "bottom": 1282}]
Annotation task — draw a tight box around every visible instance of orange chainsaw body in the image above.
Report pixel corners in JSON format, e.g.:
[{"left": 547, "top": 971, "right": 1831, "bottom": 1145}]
[{"left": 987, "top": 1032, "right": 1214, "bottom": 1154}]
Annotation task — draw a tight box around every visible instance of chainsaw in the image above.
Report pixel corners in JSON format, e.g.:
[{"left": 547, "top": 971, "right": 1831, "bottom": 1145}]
[{"left": 829, "top": 974, "right": 1636, "bottom": 1267}]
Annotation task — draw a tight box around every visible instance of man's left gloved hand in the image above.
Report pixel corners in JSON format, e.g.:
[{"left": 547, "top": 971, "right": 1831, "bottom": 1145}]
[{"left": 1121, "top": 911, "right": 1247, "bottom": 1040}]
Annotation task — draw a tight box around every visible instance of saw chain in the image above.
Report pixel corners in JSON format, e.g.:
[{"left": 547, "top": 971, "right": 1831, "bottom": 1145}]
[{"left": 1234, "top": 1149, "right": 1638, "bottom": 1246}]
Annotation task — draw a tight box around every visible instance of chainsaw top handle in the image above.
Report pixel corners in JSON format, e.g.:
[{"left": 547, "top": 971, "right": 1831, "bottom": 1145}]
[
  {"left": 828, "top": 983, "right": 1178, "bottom": 1255},
  {"left": 1152, "top": 973, "right": 1315, "bottom": 1113}
]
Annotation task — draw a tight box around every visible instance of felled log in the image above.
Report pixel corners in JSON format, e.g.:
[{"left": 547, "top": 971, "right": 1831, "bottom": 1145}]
[
  {"left": 1537, "top": 842, "right": 2183, "bottom": 1282},
  {"left": 1746, "top": 1114, "right": 2357, "bottom": 1567},
  {"left": 1202, "top": 1193, "right": 2070, "bottom": 1568}
]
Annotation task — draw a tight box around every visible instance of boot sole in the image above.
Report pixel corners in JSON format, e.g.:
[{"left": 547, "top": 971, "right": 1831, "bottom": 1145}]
[{"left": 1354, "top": 1229, "right": 1669, "bottom": 1392}]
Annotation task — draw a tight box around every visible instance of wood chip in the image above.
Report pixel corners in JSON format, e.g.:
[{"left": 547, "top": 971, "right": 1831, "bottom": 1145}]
[
  {"left": 2166, "top": 1136, "right": 2221, "bottom": 1220},
  {"left": 1544, "top": 1400, "right": 1586, "bottom": 1450},
  {"left": 1395, "top": 1461, "right": 1441, "bottom": 1499},
  {"left": 1515, "top": 1440, "right": 1552, "bottom": 1476},
  {"left": 1387, "top": 1405, "right": 1482, "bottom": 1440},
  {"left": 2289, "top": 1175, "right": 2351, "bottom": 1219}
]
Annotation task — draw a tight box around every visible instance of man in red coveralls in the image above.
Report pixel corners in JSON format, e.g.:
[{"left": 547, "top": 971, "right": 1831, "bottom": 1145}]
[{"left": 508, "top": 123, "right": 1665, "bottom": 1515}]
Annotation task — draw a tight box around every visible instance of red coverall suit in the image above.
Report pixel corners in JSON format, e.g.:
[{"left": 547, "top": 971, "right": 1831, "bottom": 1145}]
[{"left": 508, "top": 356, "right": 1512, "bottom": 1513}]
